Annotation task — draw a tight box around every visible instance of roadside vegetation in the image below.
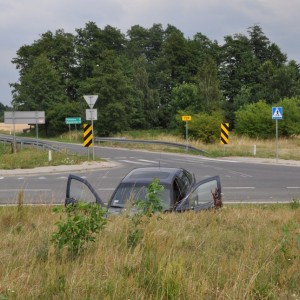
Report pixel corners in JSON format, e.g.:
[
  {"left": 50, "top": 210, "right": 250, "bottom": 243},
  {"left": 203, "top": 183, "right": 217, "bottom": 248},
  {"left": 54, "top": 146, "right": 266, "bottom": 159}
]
[
  {"left": 0, "top": 203, "right": 299, "bottom": 299},
  {"left": 104, "top": 130, "right": 300, "bottom": 161},
  {"left": 1, "top": 129, "right": 300, "bottom": 170},
  {"left": 0, "top": 142, "right": 90, "bottom": 169}
]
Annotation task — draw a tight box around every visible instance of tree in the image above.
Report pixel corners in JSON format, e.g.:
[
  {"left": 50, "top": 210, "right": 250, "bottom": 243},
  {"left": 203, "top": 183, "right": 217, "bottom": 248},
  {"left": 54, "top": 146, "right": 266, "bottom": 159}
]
[
  {"left": 196, "top": 57, "right": 223, "bottom": 113},
  {"left": 11, "top": 55, "right": 67, "bottom": 135},
  {"left": 248, "top": 25, "right": 286, "bottom": 66},
  {"left": 170, "top": 83, "right": 198, "bottom": 113},
  {"left": 154, "top": 26, "right": 193, "bottom": 127},
  {"left": 131, "top": 57, "right": 159, "bottom": 129},
  {"left": 79, "top": 50, "right": 134, "bottom": 136}
]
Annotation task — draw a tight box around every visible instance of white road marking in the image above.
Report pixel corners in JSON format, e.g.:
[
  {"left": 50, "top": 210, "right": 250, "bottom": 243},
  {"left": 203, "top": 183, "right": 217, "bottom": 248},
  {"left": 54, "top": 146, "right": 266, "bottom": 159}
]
[
  {"left": 287, "top": 187, "right": 300, "bottom": 189},
  {"left": 119, "top": 160, "right": 151, "bottom": 165},
  {"left": 228, "top": 170, "right": 252, "bottom": 178},
  {"left": 0, "top": 189, "right": 52, "bottom": 192},
  {"left": 138, "top": 159, "right": 160, "bottom": 164},
  {"left": 223, "top": 187, "right": 256, "bottom": 189}
]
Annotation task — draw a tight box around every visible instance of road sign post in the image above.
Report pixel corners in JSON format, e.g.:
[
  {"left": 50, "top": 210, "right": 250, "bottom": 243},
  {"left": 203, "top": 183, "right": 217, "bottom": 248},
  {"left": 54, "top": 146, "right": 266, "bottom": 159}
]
[
  {"left": 272, "top": 107, "right": 283, "bottom": 163},
  {"left": 182, "top": 116, "right": 191, "bottom": 151},
  {"left": 84, "top": 95, "right": 98, "bottom": 160}
]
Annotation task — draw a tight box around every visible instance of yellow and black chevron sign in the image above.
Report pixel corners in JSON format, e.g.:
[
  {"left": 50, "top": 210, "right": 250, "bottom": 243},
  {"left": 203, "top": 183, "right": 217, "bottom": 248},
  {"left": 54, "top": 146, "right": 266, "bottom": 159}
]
[
  {"left": 220, "top": 123, "right": 229, "bottom": 144},
  {"left": 83, "top": 123, "right": 92, "bottom": 147}
]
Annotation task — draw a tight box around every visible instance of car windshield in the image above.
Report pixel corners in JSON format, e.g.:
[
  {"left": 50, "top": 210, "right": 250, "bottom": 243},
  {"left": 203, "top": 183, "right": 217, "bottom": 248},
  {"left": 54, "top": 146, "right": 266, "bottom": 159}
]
[{"left": 110, "top": 182, "right": 171, "bottom": 210}]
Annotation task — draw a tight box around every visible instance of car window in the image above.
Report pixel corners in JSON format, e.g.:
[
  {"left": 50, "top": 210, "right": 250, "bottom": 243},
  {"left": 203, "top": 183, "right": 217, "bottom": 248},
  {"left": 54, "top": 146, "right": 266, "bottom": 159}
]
[
  {"left": 110, "top": 183, "right": 171, "bottom": 210},
  {"left": 68, "top": 178, "right": 98, "bottom": 204},
  {"left": 188, "top": 179, "right": 218, "bottom": 207},
  {"left": 176, "top": 170, "right": 192, "bottom": 196}
]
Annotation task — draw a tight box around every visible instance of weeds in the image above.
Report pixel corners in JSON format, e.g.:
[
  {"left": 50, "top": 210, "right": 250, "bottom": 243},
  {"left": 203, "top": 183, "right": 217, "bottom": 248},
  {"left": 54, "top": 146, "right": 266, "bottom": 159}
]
[
  {"left": 290, "top": 198, "right": 300, "bottom": 209},
  {"left": 127, "top": 178, "right": 164, "bottom": 248},
  {"left": 51, "top": 202, "right": 107, "bottom": 258},
  {"left": 0, "top": 205, "right": 299, "bottom": 299}
]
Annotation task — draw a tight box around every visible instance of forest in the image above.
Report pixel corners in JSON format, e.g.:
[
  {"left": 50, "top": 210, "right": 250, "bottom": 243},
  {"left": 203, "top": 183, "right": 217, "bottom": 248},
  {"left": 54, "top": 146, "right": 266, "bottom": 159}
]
[{"left": 6, "top": 23, "right": 300, "bottom": 140}]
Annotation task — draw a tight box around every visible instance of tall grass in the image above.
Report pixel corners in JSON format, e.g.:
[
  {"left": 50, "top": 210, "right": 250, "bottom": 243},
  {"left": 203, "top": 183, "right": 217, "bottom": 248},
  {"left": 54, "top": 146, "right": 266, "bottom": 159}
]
[
  {"left": 113, "top": 131, "right": 300, "bottom": 160},
  {"left": 0, "top": 205, "right": 299, "bottom": 299}
]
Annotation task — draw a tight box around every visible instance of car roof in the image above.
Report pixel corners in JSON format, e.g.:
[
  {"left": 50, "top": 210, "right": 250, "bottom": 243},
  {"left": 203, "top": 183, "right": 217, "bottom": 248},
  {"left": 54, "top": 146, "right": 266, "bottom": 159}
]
[{"left": 120, "top": 167, "right": 185, "bottom": 185}]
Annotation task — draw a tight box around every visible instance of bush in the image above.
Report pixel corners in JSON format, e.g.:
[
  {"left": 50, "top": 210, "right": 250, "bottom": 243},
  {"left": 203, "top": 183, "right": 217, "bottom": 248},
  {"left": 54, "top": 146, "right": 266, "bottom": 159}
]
[
  {"left": 128, "top": 178, "right": 164, "bottom": 248},
  {"left": 235, "top": 98, "right": 300, "bottom": 138},
  {"left": 277, "top": 97, "right": 300, "bottom": 136},
  {"left": 235, "top": 100, "right": 274, "bottom": 138},
  {"left": 187, "top": 111, "right": 224, "bottom": 143},
  {"left": 51, "top": 202, "right": 107, "bottom": 258}
]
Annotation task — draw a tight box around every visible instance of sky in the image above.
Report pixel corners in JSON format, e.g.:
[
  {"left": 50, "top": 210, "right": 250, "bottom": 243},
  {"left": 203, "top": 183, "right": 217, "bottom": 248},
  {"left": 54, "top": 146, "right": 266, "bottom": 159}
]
[{"left": 1, "top": 0, "right": 300, "bottom": 106}]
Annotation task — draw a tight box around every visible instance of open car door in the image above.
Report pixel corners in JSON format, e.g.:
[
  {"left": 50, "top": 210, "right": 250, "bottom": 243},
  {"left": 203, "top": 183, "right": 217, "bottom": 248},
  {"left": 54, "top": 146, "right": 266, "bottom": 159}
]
[
  {"left": 65, "top": 174, "right": 105, "bottom": 207},
  {"left": 175, "top": 176, "right": 222, "bottom": 212}
]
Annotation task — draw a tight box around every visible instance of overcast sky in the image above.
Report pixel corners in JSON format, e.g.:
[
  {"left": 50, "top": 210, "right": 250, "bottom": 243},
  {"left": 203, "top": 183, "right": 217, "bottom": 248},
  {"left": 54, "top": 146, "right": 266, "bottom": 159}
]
[{"left": 1, "top": 0, "right": 300, "bottom": 106}]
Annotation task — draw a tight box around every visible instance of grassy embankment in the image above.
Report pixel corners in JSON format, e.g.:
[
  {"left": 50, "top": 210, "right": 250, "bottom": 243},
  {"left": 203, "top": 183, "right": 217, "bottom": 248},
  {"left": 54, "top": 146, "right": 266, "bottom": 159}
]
[
  {"left": 0, "top": 142, "right": 98, "bottom": 170},
  {"left": 0, "top": 204, "right": 299, "bottom": 299},
  {"left": 0, "top": 130, "right": 299, "bottom": 299},
  {"left": 2, "top": 128, "right": 300, "bottom": 166},
  {"left": 106, "top": 130, "right": 300, "bottom": 160}
]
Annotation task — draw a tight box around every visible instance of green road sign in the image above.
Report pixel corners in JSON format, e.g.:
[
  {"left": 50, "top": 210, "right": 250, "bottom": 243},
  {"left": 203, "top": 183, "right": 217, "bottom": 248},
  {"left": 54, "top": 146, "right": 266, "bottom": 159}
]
[{"left": 65, "top": 117, "right": 81, "bottom": 125}]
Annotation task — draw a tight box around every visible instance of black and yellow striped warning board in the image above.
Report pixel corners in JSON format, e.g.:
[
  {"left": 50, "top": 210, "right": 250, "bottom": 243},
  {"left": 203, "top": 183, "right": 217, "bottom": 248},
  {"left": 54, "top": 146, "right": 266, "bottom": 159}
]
[
  {"left": 83, "top": 123, "right": 92, "bottom": 147},
  {"left": 220, "top": 123, "right": 229, "bottom": 144}
]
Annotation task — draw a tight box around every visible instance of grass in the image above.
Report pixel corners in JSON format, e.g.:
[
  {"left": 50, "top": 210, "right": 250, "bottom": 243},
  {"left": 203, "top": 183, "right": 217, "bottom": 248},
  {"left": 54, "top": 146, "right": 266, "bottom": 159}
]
[
  {"left": 98, "top": 130, "right": 300, "bottom": 160},
  {"left": 0, "top": 142, "right": 96, "bottom": 170},
  {"left": 0, "top": 204, "right": 299, "bottom": 299},
  {"left": 2, "top": 129, "right": 300, "bottom": 168}
]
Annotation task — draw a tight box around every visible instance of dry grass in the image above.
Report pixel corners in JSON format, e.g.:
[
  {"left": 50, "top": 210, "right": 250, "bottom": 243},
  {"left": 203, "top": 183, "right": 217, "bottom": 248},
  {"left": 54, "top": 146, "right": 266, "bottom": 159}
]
[
  {"left": 0, "top": 205, "right": 299, "bottom": 299},
  {"left": 115, "top": 132, "right": 300, "bottom": 160},
  {"left": 0, "top": 122, "right": 29, "bottom": 133}
]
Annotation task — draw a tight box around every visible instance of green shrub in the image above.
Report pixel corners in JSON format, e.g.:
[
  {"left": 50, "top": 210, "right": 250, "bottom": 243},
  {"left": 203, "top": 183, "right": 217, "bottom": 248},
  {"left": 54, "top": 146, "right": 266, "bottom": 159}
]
[
  {"left": 235, "top": 100, "right": 274, "bottom": 138},
  {"left": 235, "top": 98, "right": 300, "bottom": 138},
  {"left": 51, "top": 202, "right": 107, "bottom": 258},
  {"left": 187, "top": 111, "right": 224, "bottom": 143},
  {"left": 128, "top": 178, "right": 164, "bottom": 248}
]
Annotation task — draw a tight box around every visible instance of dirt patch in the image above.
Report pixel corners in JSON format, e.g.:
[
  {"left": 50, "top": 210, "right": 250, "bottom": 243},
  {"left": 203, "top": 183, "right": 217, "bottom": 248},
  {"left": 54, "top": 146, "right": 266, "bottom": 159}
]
[{"left": 0, "top": 122, "right": 30, "bottom": 133}]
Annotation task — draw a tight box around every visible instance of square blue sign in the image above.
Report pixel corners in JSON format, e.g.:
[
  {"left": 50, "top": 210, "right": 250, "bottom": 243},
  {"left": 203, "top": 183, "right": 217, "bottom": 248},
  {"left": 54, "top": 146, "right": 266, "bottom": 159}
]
[{"left": 272, "top": 107, "right": 283, "bottom": 120}]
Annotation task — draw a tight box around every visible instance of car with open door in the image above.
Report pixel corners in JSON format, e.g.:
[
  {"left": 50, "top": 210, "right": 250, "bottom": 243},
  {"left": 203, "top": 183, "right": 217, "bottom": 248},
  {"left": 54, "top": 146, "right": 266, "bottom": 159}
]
[{"left": 65, "top": 167, "right": 222, "bottom": 213}]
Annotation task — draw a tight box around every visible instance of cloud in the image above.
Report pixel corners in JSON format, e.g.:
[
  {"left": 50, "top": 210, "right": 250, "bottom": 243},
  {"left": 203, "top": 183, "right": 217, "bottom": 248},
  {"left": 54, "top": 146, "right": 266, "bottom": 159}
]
[{"left": 0, "top": 0, "right": 299, "bottom": 105}]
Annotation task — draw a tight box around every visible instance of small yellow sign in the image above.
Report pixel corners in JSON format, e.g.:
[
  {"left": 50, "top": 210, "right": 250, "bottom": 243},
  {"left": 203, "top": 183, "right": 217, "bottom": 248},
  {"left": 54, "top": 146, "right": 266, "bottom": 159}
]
[{"left": 182, "top": 115, "right": 192, "bottom": 121}]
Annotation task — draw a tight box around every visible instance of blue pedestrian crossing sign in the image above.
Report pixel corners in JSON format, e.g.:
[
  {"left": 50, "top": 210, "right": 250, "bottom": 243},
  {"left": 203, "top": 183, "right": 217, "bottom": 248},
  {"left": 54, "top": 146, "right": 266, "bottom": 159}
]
[{"left": 272, "top": 107, "right": 283, "bottom": 120}]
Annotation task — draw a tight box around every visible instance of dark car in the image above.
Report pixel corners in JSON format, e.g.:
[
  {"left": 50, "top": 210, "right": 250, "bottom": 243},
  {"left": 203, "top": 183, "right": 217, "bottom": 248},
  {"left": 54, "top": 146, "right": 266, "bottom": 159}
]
[{"left": 65, "top": 167, "right": 222, "bottom": 213}]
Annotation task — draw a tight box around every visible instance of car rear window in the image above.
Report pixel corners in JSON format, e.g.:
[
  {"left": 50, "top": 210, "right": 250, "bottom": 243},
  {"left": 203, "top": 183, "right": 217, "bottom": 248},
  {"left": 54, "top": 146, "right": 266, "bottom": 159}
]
[{"left": 129, "top": 171, "right": 170, "bottom": 180}]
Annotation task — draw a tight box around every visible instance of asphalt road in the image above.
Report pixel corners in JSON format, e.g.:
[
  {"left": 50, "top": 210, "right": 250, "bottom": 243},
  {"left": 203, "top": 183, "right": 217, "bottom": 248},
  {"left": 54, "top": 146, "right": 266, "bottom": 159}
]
[{"left": 1, "top": 141, "right": 300, "bottom": 205}]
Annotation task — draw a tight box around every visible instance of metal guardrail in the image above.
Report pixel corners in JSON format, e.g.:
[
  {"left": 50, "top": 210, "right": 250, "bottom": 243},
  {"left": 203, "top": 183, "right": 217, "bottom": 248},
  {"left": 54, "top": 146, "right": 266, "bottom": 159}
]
[
  {"left": 0, "top": 134, "right": 205, "bottom": 153},
  {"left": 0, "top": 135, "right": 59, "bottom": 152},
  {"left": 95, "top": 137, "right": 206, "bottom": 153}
]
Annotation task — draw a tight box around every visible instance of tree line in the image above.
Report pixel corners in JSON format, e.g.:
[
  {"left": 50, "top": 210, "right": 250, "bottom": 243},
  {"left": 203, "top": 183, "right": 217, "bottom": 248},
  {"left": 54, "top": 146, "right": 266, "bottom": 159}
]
[{"left": 7, "top": 22, "right": 300, "bottom": 139}]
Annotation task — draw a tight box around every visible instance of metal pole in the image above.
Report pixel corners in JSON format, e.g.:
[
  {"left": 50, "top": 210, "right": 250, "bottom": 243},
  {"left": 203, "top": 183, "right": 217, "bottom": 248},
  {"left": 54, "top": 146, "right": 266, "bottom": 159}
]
[
  {"left": 276, "top": 119, "right": 278, "bottom": 163},
  {"left": 13, "top": 110, "right": 16, "bottom": 153},
  {"left": 69, "top": 124, "right": 71, "bottom": 140},
  {"left": 185, "top": 120, "right": 188, "bottom": 151},
  {"left": 36, "top": 122, "right": 38, "bottom": 150},
  {"left": 91, "top": 108, "right": 94, "bottom": 160}
]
